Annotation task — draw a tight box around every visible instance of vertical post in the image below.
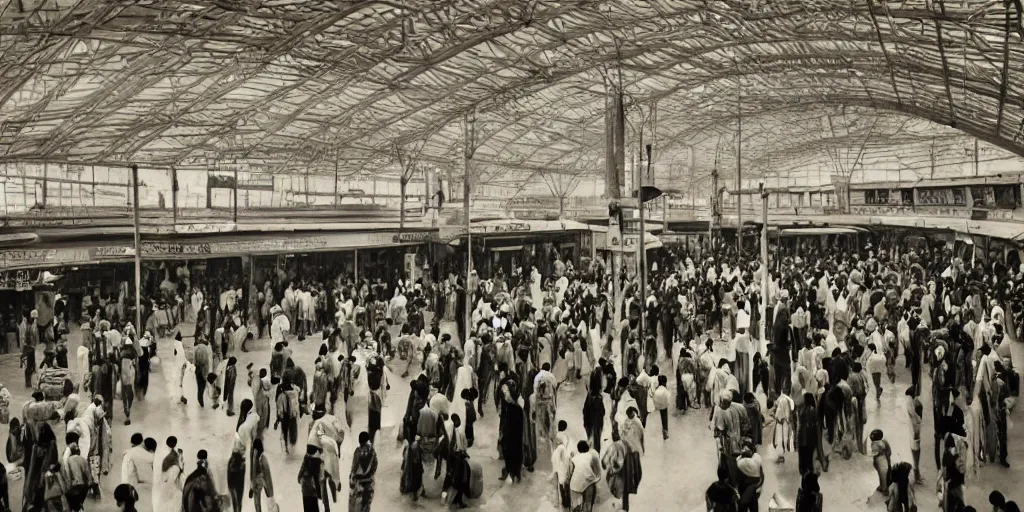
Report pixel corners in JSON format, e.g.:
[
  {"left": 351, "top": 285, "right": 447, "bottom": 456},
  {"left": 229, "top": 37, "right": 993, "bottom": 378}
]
[
  {"left": 606, "top": 87, "right": 625, "bottom": 331},
  {"left": 464, "top": 110, "right": 477, "bottom": 338},
  {"left": 91, "top": 166, "right": 97, "bottom": 206},
  {"left": 353, "top": 249, "right": 359, "bottom": 284},
  {"left": 974, "top": 138, "right": 979, "bottom": 176},
  {"left": 662, "top": 195, "right": 668, "bottom": 232},
  {"left": 638, "top": 144, "right": 651, "bottom": 342},
  {"left": 41, "top": 162, "right": 48, "bottom": 208},
  {"left": 131, "top": 165, "right": 143, "bottom": 337},
  {"left": 736, "top": 89, "right": 743, "bottom": 255},
  {"left": 334, "top": 151, "right": 340, "bottom": 209},
  {"left": 233, "top": 167, "right": 239, "bottom": 223},
  {"left": 171, "top": 166, "right": 178, "bottom": 227},
  {"left": 760, "top": 183, "right": 769, "bottom": 354},
  {"left": 710, "top": 164, "right": 719, "bottom": 244},
  {"left": 400, "top": 177, "right": 407, "bottom": 231}
]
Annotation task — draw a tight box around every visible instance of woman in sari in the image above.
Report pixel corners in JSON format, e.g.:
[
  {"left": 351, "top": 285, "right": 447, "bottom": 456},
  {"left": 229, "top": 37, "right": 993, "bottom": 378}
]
[
  {"left": 6, "top": 417, "right": 24, "bottom": 468},
  {"left": 444, "top": 283, "right": 458, "bottom": 323},
  {"left": 869, "top": 429, "right": 892, "bottom": 495},
  {"left": 885, "top": 462, "right": 916, "bottom": 512},
  {"left": 736, "top": 444, "right": 764, "bottom": 512},
  {"left": 251, "top": 368, "right": 272, "bottom": 439},
  {"left": 797, "top": 393, "right": 823, "bottom": 476},
  {"left": 250, "top": 438, "right": 274, "bottom": 512},
  {"left": 601, "top": 430, "right": 628, "bottom": 509},
  {"left": 499, "top": 382, "right": 525, "bottom": 483},
  {"left": 82, "top": 398, "right": 112, "bottom": 497},
  {"left": 153, "top": 439, "right": 184, "bottom": 512},
  {"left": 618, "top": 407, "right": 644, "bottom": 511},
  {"left": 23, "top": 422, "right": 57, "bottom": 511}
]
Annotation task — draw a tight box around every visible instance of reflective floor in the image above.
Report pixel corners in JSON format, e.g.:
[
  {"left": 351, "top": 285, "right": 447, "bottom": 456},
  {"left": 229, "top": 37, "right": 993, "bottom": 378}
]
[{"left": 4, "top": 318, "right": 1023, "bottom": 511}]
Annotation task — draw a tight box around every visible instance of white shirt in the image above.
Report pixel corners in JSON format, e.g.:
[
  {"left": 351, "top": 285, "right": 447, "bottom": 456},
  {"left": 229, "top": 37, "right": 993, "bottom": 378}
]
[{"left": 271, "top": 314, "right": 290, "bottom": 343}]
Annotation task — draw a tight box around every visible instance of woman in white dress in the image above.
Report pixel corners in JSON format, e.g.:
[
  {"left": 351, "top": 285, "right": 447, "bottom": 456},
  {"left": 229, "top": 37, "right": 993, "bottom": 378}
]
[
  {"left": 65, "top": 416, "right": 91, "bottom": 468},
  {"left": 390, "top": 288, "right": 408, "bottom": 326},
  {"left": 530, "top": 267, "right": 544, "bottom": 316},
  {"left": 451, "top": 359, "right": 476, "bottom": 424},
  {"left": 170, "top": 337, "right": 190, "bottom": 404},
  {"left": 153, "top": 444, "right": 184, "bottom": 512}
]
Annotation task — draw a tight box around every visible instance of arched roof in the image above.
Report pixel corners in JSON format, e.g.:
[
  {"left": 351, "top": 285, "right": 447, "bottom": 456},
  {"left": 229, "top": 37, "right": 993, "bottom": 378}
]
[{"left": 1, "top": 0, "right": 1023, "bottom": 184}]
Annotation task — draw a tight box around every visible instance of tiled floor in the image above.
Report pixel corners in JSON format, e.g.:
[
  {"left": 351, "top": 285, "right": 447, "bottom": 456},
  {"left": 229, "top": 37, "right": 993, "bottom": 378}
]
[{"left": 3, "top": 317, "right": 1023, "bottom": 511}]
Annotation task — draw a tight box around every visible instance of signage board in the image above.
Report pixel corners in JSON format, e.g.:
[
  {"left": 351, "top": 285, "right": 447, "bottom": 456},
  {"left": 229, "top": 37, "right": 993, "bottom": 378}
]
[{"left": 142, "top": 231, "right": 423, "bottom": 259}]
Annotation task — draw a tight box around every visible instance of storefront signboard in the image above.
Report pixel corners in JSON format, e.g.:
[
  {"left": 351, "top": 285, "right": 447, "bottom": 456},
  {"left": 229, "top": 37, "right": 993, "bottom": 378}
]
[
  {"left": 142, "top": 231, "right": 423, "bottom": 258},
  {"left": 392, "top": 232, "right": 435, "bottom": 243},
  {"left": 492, "top": 222, "right": 531, "bottom": 233},
  {"left": 1, "top": 248, "right": 92, "bottom": 269}
]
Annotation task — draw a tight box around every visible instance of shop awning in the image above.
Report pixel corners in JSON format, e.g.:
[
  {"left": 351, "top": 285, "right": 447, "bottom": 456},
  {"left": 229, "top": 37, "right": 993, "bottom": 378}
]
[
  {"left": 444, "top": 219, "right": 592, "bottom": 244},
  {"left": 779, "top": 227, "right": 864, "bottom": 236}
]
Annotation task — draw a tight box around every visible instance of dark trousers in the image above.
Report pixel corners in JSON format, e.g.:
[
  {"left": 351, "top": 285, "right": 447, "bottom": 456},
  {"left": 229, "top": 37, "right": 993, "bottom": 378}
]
[
  {"left": 659, "top": 409, "right": 669, "bottom": 437},
  {"left": 590, "top": 423, "right": 603, "bottom": 454},
  {"left": 477, "top": 374, "right": 491, "bottom": 417},
  {"left": 228, "top": 464, "right": 246, "bottom": 512},
  {"left": 910, "top": 362, "right": 921, "bottom": 396},
  {"left": 998, "top": 410, "right": 1009, "bottom": 463},
  {"left": 773, "top": 357, "right": 791, "bottom": 396},
  {"left": 798, "top": 444, "right": 814, "bottom": 475},
  {"left": 196, "top": 372, "right": 207, "bottom": 406},
  {"left": 368, "top": 408, "right": 381, "bottom": 442},
  {"left": 302, "top": 495, "right": 320, "bottom": 512},
  {"left": 122, "top": 385, "right": 133, "bottom": 419}
]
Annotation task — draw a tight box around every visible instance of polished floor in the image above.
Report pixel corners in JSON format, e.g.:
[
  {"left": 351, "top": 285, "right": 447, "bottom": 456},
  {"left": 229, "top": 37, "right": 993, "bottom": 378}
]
[{"left": 3, "top": 317, "right": 1023, "bottom": 511}]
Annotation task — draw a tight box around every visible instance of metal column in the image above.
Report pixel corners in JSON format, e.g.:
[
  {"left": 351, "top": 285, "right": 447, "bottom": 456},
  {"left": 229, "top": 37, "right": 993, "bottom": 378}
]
[
  {"left": 606, "top": 87, "right": 625, "bottom": 332},
  {"left": 131, "top": 165, "right": 143, "bottom": 336},
  {"left": 463, "top": 111, "right": 477, "bottom": 336},
  {"left": 736, "top": 90, "right": 743, "bottom": 255},
  {"left": 759, "top": 184, "right": 769, "bottom": 354}
]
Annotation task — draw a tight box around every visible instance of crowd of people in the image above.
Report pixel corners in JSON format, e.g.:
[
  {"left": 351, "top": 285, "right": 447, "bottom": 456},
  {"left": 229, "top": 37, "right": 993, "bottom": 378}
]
[{"left": 0, "top": 230, "right": 1022, "bottom": 511}]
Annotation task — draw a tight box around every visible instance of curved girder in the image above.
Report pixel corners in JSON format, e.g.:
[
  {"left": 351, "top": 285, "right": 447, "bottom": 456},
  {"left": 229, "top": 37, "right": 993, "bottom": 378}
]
[{"left": 2, "top": 0, "right": 1024, "bottom": 184}]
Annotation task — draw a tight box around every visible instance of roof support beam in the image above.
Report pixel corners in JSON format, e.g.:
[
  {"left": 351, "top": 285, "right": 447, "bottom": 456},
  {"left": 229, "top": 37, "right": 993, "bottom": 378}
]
[
  {"left": 932, "top": 0, "right": 958, "bottom": 127},
  {"left": 864, "top": 0, "right": 903, "bottom": 106},
  {"left": 997, "top": 3, "right": 1014, "bottom": 136}
]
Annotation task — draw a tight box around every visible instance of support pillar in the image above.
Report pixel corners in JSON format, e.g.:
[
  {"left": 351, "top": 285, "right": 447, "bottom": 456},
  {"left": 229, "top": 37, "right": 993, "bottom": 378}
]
[
  {"left": 171, "top": 166, "right": 178, "bottom": 227},
  {"left": 131, "top": 165, "right": 142, "bottom": 337},
  {"left": 353, "top": 249, "right": 359, "bottom": 284},
  {"left": 464, "top": 111, "right": 478, "bottom": 338},
  {"left": 233, "top": 167, "right": 239, "bottom": 223},
  {"left": 605, "top": 86, "right": 625, "bottom": 333},
  {"left": 737, "top": 91, "right": 743, "bottom": 255},
  {"left": 759, "top": 184, "right": 769, "bottom": 354}
]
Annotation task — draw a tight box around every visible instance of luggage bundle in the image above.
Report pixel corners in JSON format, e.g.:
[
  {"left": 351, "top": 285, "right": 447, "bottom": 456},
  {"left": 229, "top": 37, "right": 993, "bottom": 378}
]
[{"left": 37, "top": 368, "right": 71, "bottom": 400}]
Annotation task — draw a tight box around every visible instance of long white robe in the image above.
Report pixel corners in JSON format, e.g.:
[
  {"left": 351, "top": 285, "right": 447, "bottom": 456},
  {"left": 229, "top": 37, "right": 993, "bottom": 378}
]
[
  {"left": 66, "top": 417, "right": 91, "bottom": 467},
  {"left": 153, "top": 456, "right": 184, "bottom": 512},
  {"left": 76, "top": 345, "right": 90, "bottom": 390},
  {"left": 451, "top": 364, "right": 475, "bottom": 423},
  {"left": 530, "top": 269, "right": 544, "bottom": 316},
  {"left": 170, "top": 339, "right": 189, "bottom": 401},
  {"left": 555, "top": 276, "right": 569, "bottom": 307}
]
